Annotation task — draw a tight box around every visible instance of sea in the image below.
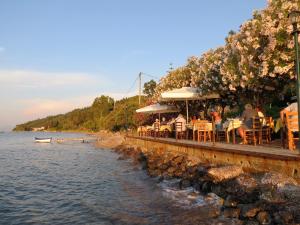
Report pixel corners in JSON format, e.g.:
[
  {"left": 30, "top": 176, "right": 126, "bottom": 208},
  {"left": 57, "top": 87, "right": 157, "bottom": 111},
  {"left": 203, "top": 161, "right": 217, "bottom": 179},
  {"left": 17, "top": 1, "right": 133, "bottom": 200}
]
[{"left": 0, "top": 132, "right": 238, "bottom": 225}]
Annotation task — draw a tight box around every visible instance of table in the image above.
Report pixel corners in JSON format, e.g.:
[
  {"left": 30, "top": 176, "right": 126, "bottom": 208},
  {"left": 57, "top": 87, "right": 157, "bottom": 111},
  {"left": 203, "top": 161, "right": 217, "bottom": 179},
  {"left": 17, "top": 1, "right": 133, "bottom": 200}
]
[
  {"left": 223, "top": 119, "right": 243, "bottom": 144},
  {"left": 189, "top": 122, "right": 213, "bottom": 141}
]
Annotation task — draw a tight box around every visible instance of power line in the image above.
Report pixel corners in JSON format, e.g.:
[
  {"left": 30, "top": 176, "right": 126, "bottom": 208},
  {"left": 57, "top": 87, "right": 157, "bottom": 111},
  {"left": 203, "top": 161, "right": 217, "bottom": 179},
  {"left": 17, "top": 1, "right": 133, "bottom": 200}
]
[
  {"left": 141, "top": 72, "right": 160, "bottom": 80},
  {"left": 125, "top": 75, "right": 139, "bottom": 96}
]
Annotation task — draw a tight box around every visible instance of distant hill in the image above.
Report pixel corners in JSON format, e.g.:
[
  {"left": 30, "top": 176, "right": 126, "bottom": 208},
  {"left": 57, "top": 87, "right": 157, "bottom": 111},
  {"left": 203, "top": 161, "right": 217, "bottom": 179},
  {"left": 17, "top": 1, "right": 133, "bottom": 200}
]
[{"left": 13, "top": 95, "right": 147, "bottom": 132}]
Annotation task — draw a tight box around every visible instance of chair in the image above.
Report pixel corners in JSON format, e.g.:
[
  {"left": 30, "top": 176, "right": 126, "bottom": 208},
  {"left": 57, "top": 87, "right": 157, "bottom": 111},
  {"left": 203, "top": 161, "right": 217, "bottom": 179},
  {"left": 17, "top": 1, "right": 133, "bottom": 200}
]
[
  {"left": 175, "top": 122, "right": 186, "bottom": 140},
  {"left": 261, "top": 117, "right": 273, "bottom": 144},
  {"left": 160, "top": 129, "right": 170, "bottom": 138},
  {"left": 243, "top": 117, "right": 262, "bottom": 145},
  {"left": 193, "top": 120, "right": 208, "bottom": 141},
  {"left": 196, "top": 121, "right": 211, "bottom": 143},
  {"left": 284, "top": 112, "right": 299, "bottom": 151},
  {"left": 216, "top": 129, "right": 227, "bottom": 142},
  {"left": 153, "top": 122, "right": 160, "bottom": 138}
]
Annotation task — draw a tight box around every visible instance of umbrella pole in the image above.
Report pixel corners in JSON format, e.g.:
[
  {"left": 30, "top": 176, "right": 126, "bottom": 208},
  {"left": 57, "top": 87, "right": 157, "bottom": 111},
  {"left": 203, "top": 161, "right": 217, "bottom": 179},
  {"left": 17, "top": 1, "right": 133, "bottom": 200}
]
[
  {"left": 159, "top": 113, "right": 161, "bottom": 122},
  {"left": 186, "top": 100, "right": 189, "bottom": 122}
]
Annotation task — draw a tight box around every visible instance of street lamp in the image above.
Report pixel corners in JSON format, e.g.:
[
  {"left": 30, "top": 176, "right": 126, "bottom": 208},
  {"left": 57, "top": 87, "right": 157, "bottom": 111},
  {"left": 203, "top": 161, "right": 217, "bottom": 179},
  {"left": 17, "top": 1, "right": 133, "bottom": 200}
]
[{"left": 288, "top": 10, "right": 300, "bottom": 146}]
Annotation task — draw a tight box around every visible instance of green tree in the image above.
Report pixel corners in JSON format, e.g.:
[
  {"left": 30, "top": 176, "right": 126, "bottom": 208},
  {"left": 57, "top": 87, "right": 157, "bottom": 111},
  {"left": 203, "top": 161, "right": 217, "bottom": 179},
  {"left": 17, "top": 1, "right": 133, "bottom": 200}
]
[{"left": 143, "top": 80, "right": 157, "bottom": 97}]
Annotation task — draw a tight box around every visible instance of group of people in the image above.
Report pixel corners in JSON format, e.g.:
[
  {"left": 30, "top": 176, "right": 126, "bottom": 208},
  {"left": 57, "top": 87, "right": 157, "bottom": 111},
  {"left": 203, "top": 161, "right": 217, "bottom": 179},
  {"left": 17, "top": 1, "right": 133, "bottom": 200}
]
[{"left": 150, "top": 101, "right": 299, "bottom": 141}]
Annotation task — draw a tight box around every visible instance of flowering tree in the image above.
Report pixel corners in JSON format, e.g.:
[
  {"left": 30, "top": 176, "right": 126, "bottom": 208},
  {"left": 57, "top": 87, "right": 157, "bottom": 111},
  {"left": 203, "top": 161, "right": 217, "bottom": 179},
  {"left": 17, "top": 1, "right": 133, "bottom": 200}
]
[
  {"left": 153, "top": 66, "right": 192, "bottom": 100},
  {"left": 153, "top": 0, "right": 300, "bottom": 109}
]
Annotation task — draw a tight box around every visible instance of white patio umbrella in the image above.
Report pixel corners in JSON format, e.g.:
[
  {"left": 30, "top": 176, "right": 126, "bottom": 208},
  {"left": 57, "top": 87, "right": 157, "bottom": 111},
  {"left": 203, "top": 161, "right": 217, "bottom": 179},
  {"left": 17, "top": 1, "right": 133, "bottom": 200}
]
[
  {"left": 136, "top": 103, "right": 180, "bottom": 120},
  {"left": 160, "top": 87, "right": 220, "bottom": 121}
]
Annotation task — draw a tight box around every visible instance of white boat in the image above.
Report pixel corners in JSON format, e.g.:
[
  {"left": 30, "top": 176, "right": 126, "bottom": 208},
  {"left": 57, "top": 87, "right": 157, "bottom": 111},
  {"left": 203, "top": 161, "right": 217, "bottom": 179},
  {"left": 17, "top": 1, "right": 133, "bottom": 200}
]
[{"left": 35, "top": 137, "right": 52, "bottom": 143}]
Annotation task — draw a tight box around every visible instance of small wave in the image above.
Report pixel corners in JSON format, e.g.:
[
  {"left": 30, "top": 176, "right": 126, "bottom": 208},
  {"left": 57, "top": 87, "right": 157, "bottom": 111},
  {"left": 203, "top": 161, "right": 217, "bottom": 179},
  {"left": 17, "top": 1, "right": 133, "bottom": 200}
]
[{"left": 158, "top": 179, "right": 222, "bottom": 209}]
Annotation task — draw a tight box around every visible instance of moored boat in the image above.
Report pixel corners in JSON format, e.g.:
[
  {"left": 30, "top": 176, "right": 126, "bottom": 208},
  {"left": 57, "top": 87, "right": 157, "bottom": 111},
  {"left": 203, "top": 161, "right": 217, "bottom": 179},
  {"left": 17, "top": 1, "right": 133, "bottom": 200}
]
[{"left": 35, "top": 137, "right": 52, "bottom": 143}]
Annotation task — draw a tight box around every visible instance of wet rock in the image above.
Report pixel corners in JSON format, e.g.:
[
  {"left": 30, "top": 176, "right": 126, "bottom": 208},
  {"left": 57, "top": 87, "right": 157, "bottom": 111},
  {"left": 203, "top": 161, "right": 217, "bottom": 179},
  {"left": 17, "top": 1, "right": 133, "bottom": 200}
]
[
  {"left": 273, "top": 211, "right": 294, "bottom": 225},
  {"left": 261, "top": 172, "right": 298, "bottom": 188},
  {"left": 192, "top": 182, "right": 201, "bottom": 191},
  {"left": 224, "top": 195, "right": 239, "bottom": 208},
  {"left": 223, "top": 208, "right": 241, "bottom": 218},
  {"left": 201, "top": 181, "right": 212, "bottom": 193},
  {"left": 240, "top": 204, "right": 261, "bottom": 218},
  {"left": 243, "top": 220, "right": 259, "bottom": 225},
  {"left": 117, "top": 155, "right": 129, "bottom": 160},
  {"left": 278, "top": 184, "right": 300, "bottom": 203},
  {"left": 208, "top": 207, "right": 221, "bottom": 218},
  {"left": 211, "top": 184, "right": 227, "bottom": 198},
  {"left": 179, "top": 179, "right": 191, "bottom": 189},
  {"left": 256, "top": 211, "right": 271, "bottom": 225},
  {"left": 259, "top": 188, "right": 286, "bottom": 203},
  {"left": 207, "top": 166, "right": 244, "bottom": 183},
  {"left": 196, "top": 166, "right": 208, "bottom": 177}
]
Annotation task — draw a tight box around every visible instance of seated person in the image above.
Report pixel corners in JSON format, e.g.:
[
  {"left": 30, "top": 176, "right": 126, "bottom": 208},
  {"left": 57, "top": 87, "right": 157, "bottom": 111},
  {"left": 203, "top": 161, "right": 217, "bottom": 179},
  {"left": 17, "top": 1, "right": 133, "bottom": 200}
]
[
  {"left": 238, "top": 104, "right": 258, "bottom": 139},
  {"left": 160, "top": 117, "right": 168, "bottom": 125},
  {"left": 198, "top": 110, "right": 205, "bottom": 120},
  {"left": 189, "top": 115, "right": 197, "bottom": 126},
  {"left": 174, "top": 114, "right": 187, "bottom": 131},
  {"left": 210, "top": 108, "right": 222, "bottom": 130},
  {"left": 256, "top": 106, "right": 266, "bottom": 126},
  {"left": 152, "top": 118, "right": 160, "bottom": 130}
]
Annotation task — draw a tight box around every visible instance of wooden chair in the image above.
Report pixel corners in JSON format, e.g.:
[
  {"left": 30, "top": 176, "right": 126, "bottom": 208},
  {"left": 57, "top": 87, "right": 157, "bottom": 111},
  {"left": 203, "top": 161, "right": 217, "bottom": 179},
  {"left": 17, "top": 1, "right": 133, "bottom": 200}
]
[
  {"left": 243, "top": 117, "right": 262, "bottom": 145},
  {"left": 153, "top": 122, "right": 160, "bottom": 138},
  {"left": 196, "top": 122, "right": 211, "bottom": 143},
  {"left": 261, "top": 117, "right": 273, "bottom": 144},
  {"left": 284, "top": 112, "right": 299, "bottom": 151},
  {"left": 175, "top": 122, "right": 186, "bottom": 140},
  {"left": 216, "top": 129, "right": 227, "bottom": 142},
  {"left": 193, "top": 120, "right": 208, "bottom": 141},
  {"left": 160, "top": 129, "right": 170, "bottom": 138}
]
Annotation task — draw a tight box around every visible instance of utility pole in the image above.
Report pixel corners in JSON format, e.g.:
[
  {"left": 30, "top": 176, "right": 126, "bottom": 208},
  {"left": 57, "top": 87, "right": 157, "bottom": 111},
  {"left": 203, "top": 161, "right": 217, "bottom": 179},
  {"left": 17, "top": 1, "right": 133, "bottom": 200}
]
[{"left": 138, "top": 72, "right": 142, "bottom": 105}]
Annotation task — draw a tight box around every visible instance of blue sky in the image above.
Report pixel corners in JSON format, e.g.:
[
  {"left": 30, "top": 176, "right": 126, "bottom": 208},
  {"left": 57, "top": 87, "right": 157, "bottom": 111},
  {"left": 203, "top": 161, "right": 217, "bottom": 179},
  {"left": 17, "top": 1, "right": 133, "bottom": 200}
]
[{"left": 0, "top": 0, "right": 267, "bottom": 130}]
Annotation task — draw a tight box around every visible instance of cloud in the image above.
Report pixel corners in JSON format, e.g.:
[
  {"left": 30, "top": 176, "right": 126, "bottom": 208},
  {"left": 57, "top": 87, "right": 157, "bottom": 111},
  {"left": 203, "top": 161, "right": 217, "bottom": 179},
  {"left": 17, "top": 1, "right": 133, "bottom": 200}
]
[
  {"left": 20, "top": 95, "right": 95, "bottom": 119},
  {"left": 0, "top": 69, "right": 98, "bottom": 88},
  {"left": 0, "top": 46, "right": 5, "bottom": 52}
]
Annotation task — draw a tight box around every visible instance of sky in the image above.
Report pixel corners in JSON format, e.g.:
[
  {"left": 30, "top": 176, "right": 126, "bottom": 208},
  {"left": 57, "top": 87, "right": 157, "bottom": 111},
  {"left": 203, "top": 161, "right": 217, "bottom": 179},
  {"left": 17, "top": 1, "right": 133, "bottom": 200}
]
[{"left": 0, "top": 0, "right": 267, "bottom": 131}]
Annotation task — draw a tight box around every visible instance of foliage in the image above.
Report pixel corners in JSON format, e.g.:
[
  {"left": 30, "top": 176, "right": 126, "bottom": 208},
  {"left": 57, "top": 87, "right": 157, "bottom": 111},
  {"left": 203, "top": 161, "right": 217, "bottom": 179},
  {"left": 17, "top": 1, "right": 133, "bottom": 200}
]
[
  {"left": 143, "top": 80, "right": 157, "bottom": 97},
  {"left": 13, "top": 95, "right": 147, "bottom": 132}
]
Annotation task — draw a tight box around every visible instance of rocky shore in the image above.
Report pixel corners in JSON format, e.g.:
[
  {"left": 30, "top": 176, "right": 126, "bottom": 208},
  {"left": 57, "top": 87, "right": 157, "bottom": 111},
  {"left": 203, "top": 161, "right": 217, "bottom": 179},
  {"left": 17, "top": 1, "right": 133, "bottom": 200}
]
[{"left": 112, "top": 143, "right": 300, "bottom": 225}]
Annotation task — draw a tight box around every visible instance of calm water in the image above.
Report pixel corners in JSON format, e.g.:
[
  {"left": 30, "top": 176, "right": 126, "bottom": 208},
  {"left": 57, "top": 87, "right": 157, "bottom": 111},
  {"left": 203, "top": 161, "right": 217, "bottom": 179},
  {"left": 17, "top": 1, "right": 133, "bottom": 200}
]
[{"left": 0, "top": 132, "right": 235, "bottom": 225}]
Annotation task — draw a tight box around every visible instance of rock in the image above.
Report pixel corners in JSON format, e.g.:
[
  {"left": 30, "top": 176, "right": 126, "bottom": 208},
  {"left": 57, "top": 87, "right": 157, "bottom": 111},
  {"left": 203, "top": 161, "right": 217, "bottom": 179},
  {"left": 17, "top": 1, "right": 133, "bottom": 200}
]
[
  {"left": 261, "top": 172, "right": 298, "bottom": 188},
  {"left": 207, "top": 166, "right": 244, "bottom": 183},
  {"left": 207, "top": 207, "right": 221, "bottom": 218},
  {"left": 243, "top": 220, "right": 259, "bottom": 225},
  {"left": 273, "top": 211, "right": 294, "bottom": 225},
  {"left": 201, "top": 181, "right": 212, "bottom": 193},
  {"left": 278, "top": 185, "right": 300, "bottom": 203},
  {"left": 259, "top": 188, "right": 286, "bottom": 203},
  {"left": 192, "top": 182, "right": 201, "bottom": 191},
  {"left": 211, "top": 184, "right": 227, "bottom": 198},
  {"left": 223, "top": 208, "right": 241, "bottom": 218},
  {"left": 117, "top": 155, "right": 129, "bottom": 160},
  {"left": 167, "top": 167, "right": 176, "bottom": 174},
  {"left": 256, "top": 211, "right": 271, "bottom": 225},
  {"left": 171, "top": 155, "right": 185, "bottom": 165},
  {"left": 240, "top": 204, "right": 261, "bottom": 218},
  {"left": 236, "top": 174, "right": 258, "bottom": 190},
  {"left": 179, "top": 179, "right": 191, "bottom": 189},
  {"left": 224, "top": 195, "right": 239, "bottom": 208},
  {"left": 196, "top": 166, "right": 208, "bottom": 177}
]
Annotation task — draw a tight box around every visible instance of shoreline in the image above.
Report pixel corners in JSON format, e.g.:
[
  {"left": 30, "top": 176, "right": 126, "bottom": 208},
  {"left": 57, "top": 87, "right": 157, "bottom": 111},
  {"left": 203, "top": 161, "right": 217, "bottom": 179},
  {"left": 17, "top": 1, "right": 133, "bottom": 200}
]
[{"left": 95, "top": 132, "right": 300, "bottom": 225}]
